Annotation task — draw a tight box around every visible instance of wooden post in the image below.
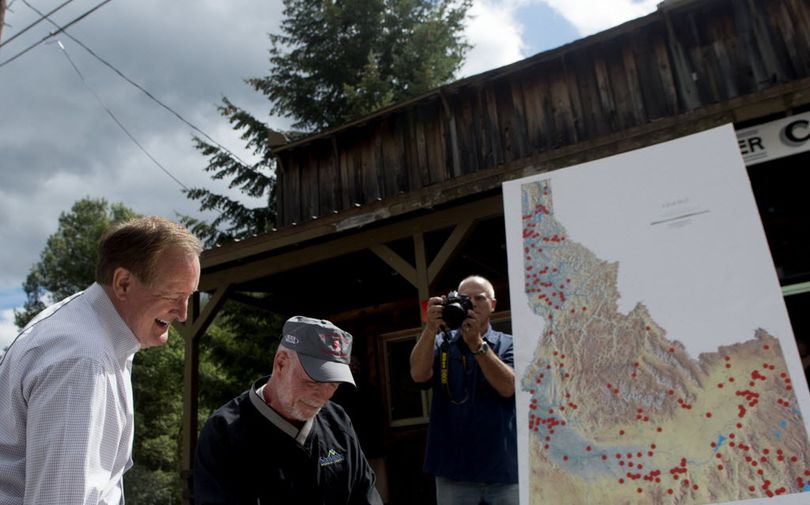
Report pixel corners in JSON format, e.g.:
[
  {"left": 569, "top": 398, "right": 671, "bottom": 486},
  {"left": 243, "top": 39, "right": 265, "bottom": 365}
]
[
  {"left": 179, "top": 292, "right": 201, "bottom": 505},
  {"left": 179, "top": 285, "right": 232, "bottom": 505}
]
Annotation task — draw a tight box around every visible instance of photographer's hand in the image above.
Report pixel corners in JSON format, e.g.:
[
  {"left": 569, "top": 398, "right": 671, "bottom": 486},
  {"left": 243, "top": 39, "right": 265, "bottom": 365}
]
[
  {"left": 424, "top": 296, "right": 446, "bottom": 333},
  {"left": 459, "top": 309, "right": 484, "bottom": 350},
  {"left": 461, "top": 309, "right": 515, "bottom": 398},
  {"left": 410, "top": 296, "right": 445, "bottom": 383}
]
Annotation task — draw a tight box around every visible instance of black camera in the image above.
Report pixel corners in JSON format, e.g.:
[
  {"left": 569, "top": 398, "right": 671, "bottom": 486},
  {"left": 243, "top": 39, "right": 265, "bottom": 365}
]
[{"left": 441, "top": 291, "right": 473, "bottom": 330}]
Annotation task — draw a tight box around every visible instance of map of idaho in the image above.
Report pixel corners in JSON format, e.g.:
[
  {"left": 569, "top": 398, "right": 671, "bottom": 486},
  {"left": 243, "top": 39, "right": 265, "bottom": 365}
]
[{"left": 519, "top": 179, "right": 810, "bottom": 504}]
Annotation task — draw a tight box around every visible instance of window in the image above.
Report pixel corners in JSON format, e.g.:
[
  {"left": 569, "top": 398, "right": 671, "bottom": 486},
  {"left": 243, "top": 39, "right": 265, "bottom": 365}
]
[{"left": 382, "top": 331, "right": 430, "bottom": 427}]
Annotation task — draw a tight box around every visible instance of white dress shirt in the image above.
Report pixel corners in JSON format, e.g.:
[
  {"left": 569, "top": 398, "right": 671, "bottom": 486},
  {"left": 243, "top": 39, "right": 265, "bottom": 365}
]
[{"left": 0, "top": 283, "right": 141, "bottom": 505}]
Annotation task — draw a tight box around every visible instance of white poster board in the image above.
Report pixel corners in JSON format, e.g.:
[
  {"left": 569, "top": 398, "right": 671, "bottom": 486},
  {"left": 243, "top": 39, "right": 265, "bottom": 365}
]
[{"left": 503, "top": 124, "right": 810, "bottom": 504}]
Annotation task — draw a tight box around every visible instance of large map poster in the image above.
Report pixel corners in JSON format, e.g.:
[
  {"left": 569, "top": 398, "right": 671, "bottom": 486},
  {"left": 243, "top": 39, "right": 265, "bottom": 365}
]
[{"left": 502, "top": 125, "right": 810, "bottom": 505}]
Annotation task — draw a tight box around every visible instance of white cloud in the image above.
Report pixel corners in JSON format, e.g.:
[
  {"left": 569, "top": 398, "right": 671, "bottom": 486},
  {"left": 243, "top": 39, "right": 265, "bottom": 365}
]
[
  {"left": 0, "top": 309, "right": 19, "bottom": 352},
  {"left": 461, "top": 0, "right": 527, "bottom": 77},
  {"left": 541, "top": 0, "right": 659, "bottom": 36},
  {"left": 459, "top": 0, "right": 660, "bottom": 78}
]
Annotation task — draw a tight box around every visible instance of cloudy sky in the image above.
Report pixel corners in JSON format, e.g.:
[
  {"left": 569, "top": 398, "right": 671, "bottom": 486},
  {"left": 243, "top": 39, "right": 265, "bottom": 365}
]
[{"left": 0, "top": 0, "right": 659, "bottom": 349}]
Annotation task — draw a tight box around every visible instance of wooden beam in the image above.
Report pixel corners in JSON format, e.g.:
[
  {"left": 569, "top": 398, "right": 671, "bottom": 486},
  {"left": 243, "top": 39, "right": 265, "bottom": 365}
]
[
  {"left": 427, "top": 220, "right": 474, "bottom": 283},
  {"left": 414, "top": 232, "right": 429, "bottom": 302},
  {"left": 186, "top": 285, "right": 232, "bottom": 340},
  {"left": 199, "top": 195, "right": 503, "bottom": 291},
  {"left": 179, "top": 285, "right": 231, "bottom": 505},
  {"left": 370, "top": 244, "right": 417, "bottom": 286}
]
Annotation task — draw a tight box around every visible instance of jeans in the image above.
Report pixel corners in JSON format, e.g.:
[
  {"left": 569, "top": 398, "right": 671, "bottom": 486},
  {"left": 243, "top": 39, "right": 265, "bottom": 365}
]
[{"left": 435, "top": 476, "right": 519, "bottom": 505}]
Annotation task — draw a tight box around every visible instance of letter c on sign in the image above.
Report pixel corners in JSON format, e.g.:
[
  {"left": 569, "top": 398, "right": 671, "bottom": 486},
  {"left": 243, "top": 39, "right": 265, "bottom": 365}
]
[{"left": 780, "top": 119, "right": 810, "bottom": 147}]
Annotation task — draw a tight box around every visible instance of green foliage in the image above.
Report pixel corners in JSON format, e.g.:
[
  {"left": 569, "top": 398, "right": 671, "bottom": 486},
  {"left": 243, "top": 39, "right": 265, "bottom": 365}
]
[
  {"left": 197, "top": 299, "right": 284, "bottom": 415},
  {"left": 14, "top": 198, "right": 138, "bottom": 328},
  {"left": 125, "top": 334, "right": 185, "bottom": 504},
  {"left": 182, "top": 98, "right": 278, "bottom": 248},
  {"left": 258, "top": 0, "right": 472, "bottom": 132}
]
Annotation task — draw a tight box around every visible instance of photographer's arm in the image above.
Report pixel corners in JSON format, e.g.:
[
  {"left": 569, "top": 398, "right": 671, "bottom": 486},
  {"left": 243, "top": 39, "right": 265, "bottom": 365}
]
[
  {"left": 410, "top": 296, "right": 444, "bottom": 382},
  {"left": 461, "top": 315, "right": 515, "bottom": 398},
  {"left": 474, "top": 348, "right": 515, "bottom": 398}
]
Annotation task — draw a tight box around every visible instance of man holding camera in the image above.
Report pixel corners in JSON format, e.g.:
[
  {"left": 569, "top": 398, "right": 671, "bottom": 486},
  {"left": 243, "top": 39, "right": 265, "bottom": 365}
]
[{"left": 410, "top": 275, "right": 518, "bottom": 505}]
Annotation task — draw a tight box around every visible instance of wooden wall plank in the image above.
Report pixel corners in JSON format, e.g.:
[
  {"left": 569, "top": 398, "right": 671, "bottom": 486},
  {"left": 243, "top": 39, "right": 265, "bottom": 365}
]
[
  {"left": 582, "top": 53, "right": 616, "bottom": 133},
  {"left": 623, "top": 38, "right": 649, "bottom": 124},
  {"left": 508, "top": 78, "right": 530, "bottom": 161},
  {"left": 455, "top": 90, "right": 480, "bottom": 175},
  {"left": 318, "top": 143, "right": 336, "bottom": 215},
  {"left": 484, "top": 85, "right": 504, "bottom": 166},
  {"left": 286, "top": 156, "right": 302, "bottom": 225}
]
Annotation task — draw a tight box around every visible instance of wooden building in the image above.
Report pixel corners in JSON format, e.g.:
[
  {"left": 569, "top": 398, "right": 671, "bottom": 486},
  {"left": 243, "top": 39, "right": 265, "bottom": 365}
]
[{"left": 179, "top": 0, "right": 810, "bottom": 502}]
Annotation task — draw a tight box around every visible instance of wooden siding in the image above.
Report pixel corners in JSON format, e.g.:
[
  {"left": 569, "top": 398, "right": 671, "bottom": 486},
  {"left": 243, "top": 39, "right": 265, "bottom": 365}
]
[{"left": 275, "top": 0, "right": 810, "bottom": 228}]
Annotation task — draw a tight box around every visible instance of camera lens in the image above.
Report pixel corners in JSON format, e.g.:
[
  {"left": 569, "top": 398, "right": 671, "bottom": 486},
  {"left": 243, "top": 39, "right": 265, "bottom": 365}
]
[{"left": 442, "top": 302, "right": 467, "bottom": 330}]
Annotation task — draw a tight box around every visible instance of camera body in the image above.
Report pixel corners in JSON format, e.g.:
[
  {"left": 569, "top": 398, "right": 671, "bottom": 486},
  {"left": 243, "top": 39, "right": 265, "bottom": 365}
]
[{"left": 441, "top": 291, "right": 473, "bottom": 330}]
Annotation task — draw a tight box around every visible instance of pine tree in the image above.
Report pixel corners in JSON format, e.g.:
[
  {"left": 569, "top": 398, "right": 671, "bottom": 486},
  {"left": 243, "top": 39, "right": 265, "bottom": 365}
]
[
  {"left": 14, "top": 198, "right": 138, "bottom": 328},
  {"left": 184, "top": 0, "right": 471, "bottom": 246}
]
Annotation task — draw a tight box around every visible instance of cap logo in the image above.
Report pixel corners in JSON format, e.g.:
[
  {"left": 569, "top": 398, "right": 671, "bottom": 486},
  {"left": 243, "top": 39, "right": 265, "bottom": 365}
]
[
  {"left": 319, "top": 332, "right": 348, "bottom": 359},
  {"left": 284, "top": 334, "right": 299, "bottom": 345}
]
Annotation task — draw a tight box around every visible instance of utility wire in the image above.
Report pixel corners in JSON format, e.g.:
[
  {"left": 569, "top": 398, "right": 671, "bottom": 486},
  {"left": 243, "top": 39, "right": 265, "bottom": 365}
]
[
  {"left": 0, "top": 0, "right": 111, "bottom": 67},
  {"left": 21, "top": 0, "right": 254, "bottom": 170},
  {"left": 54, "top": 39, "right": 190, "bottom": 190},
  {"left": 56, "top": 39, "right": 230, "bottom": 235},
  {"left": 0, "top": 0, "right": 77, "bottom": 49},
  {"left": 12, "top": 1, "right": 255, "bottom": 236}
]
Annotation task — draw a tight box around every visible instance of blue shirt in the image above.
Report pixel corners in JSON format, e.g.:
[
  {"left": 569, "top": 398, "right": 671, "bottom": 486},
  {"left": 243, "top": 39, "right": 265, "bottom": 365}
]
[{"left": 422, "top": 325, "right": 518, "bottom": 484}]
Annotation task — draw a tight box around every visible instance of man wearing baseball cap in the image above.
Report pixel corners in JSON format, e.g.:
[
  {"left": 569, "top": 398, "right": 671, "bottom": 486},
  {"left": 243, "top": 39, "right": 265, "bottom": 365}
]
[{"left": 194, "top": 316, "right": 383, "bottom": 504}]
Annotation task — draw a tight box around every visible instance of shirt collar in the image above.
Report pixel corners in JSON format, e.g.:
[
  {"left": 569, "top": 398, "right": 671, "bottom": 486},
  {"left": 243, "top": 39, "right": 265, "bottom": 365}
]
[
  {"left": 84, "top": 283, "right": 141, "bottom": 359},
  {"left": 250, "top": 378, "right": 314, "bottom": 446}
]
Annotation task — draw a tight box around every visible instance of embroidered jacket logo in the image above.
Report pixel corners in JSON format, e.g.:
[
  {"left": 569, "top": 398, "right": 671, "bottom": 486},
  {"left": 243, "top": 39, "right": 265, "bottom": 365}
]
[{"left": 319, "top": 449, "right": 345, "bottom": 467}]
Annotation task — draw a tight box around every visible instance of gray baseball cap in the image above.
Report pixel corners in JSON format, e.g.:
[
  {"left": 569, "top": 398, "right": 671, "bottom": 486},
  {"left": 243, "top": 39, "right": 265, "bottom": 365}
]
[{"left": 279, "top": 315, "right": 355, "bottom": 386}]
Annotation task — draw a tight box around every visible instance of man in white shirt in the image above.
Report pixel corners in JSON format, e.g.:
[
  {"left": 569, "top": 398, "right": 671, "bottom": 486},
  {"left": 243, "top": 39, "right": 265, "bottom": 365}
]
[{"left": 0, "top": 216, "right": 201, "bottom": 505}]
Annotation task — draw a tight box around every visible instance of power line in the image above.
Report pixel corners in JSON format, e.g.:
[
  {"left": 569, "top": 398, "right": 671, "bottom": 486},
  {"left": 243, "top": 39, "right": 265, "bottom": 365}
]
[
  {"left": 0, "top": 0, "right": 111, "bottom": 67},
  {"left": 11, "top": 1, "right": 261, "bottom": 237},
  {"left": 54, "top": 39, "right": 190, "bottom": 191},
  {"left": 0, "top": 0, "right": 77, "bottom": 49},
  {"left": 20, "top": 0, "right": 255, "bottom": 170},
  {"left": 54, "top": 38, "right": 230, "bottom": 236}
]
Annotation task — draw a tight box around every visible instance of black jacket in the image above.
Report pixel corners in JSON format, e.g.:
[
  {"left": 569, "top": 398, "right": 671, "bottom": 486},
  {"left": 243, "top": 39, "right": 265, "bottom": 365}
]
[{"left": 194, "top": 377, "right": 383, "bottom": 505}]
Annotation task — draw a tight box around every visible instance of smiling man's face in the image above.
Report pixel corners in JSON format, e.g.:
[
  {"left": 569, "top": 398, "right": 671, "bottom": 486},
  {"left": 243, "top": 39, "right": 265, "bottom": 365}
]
[{"left": 116, "top": 247, "right": 200, "bottom": 348}]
